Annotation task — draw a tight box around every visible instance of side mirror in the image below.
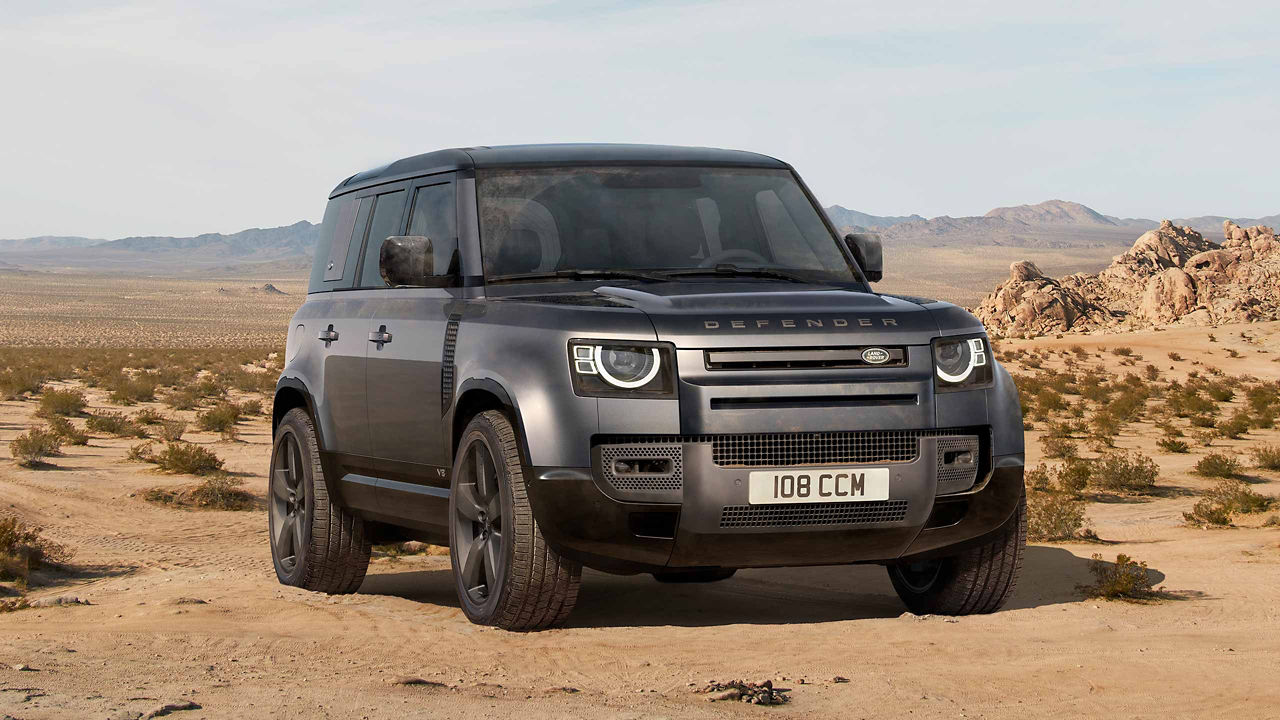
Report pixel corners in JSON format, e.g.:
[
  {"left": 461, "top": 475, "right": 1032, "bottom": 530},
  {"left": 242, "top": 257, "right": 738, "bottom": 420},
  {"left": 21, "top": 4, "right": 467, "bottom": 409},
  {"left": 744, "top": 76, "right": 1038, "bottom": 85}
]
[
  {"left": 379, "top": 235, "right": 433, "bottom": 287},
  {"left": 844, "top": 233, "right": 883, "bottom": 283}
]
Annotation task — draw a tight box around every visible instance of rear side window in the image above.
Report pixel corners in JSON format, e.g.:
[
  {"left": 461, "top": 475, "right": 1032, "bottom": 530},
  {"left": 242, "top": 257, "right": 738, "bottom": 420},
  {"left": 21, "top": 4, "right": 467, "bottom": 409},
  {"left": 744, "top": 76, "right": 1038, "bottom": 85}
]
[
  {"left": 406, "top": 181, "right": 459, "bottom": 281},
  {"left": 357, "top": 190, "right": 408, "bottom": 287}
]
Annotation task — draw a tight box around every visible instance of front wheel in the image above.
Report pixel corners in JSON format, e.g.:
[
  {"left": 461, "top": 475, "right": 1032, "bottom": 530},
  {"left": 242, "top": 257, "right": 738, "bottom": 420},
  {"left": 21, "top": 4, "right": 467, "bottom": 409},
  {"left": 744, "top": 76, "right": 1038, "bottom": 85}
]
[
  {"left": 887, "top": 494, "right": 1026, "bottom": 615},
  {"left": 448, "top": 410, "right": 581, "bottom": 631}
]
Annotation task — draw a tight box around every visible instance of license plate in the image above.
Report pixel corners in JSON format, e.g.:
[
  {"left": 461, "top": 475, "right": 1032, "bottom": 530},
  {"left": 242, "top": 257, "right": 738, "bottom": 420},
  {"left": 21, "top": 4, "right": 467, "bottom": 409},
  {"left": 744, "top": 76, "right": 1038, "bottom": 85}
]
[{"left": 747, "top": 468, "right": 890, "bottom": 505}]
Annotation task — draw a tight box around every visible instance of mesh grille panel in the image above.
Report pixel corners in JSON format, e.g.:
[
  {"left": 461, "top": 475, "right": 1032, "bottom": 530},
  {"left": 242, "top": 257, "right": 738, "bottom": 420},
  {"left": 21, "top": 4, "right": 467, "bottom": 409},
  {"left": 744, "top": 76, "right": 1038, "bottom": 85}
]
[
  {"left": 720, "top": 500, "right": 909, "bottom": 528},
  {"left": 712, "top": 430, "right": 955, "bottom": 468},
  {"left": 935, "top": 435, "right": 980, "bottom": 493},
  {"left": 599, "top": 444, "right": 683, "bottom": 493}
]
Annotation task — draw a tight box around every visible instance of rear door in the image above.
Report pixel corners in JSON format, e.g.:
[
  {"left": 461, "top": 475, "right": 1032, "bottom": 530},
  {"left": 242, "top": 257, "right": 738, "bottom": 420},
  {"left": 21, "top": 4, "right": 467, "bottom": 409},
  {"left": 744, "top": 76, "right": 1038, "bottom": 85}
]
[{"left": 364, "top": 176, "right": 460, "bottom": 522}]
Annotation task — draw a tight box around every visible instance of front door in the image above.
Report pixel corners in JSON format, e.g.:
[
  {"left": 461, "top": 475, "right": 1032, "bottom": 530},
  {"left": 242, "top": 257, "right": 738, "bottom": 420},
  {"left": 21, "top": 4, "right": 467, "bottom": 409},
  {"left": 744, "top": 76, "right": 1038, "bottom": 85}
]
[{"left": 363, "top": 178, "right": 459, "bottom": 525}]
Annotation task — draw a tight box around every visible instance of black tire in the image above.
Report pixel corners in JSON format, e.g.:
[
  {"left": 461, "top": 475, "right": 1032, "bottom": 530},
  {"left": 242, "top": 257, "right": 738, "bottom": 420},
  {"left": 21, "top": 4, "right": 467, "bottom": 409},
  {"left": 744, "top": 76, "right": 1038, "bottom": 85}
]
[
  {"left": 887, "top": 494, "right": 1026, "bottom": 615},
  {"left": 268, "top": 407, "right": 371, "bottom": 594},
  {"left": 449, "top": 410, "right": 582, "bottom": 631},
  {"left": 652, "top": 568, "right": 737, "bottom": 583}
]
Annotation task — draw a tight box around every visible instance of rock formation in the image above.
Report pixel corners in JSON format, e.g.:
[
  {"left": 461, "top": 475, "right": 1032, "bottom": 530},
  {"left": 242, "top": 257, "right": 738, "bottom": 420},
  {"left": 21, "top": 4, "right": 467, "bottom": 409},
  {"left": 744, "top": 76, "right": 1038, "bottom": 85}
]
[{"left": 975, "top": 220, "right": 1280, "bottom": 336}]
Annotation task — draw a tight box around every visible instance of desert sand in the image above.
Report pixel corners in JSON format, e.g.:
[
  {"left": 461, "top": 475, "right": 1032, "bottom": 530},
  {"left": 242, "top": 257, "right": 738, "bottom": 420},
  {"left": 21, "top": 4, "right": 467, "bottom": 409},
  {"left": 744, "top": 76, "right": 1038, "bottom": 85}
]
[{"left": 2, "top": 323, "right": 1279, "bottom": 719}]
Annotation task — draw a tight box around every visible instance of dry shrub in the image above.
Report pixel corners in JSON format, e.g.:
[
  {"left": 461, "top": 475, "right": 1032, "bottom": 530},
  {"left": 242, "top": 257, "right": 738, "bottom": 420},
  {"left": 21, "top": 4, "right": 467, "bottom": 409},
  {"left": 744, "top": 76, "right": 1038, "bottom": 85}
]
[
  {"left": 159, "top": 419, "right": 187, "bottom": 442},
  {"left": 106, "top": 375, "right": 158, "bottom": 405},
  {"left": 1028, "top": 488, "right": 1090, "bottom": 541},
  {"left": 46, "top": 416, "right": 89, "bottom": 446},
  {"left": 9, "top": 427, "right": 63, "bottom": 466},
  {"left": 1040, "top": 435, "right": 1079, "bottom": 460},
  {"left": 1157, "top": 438, "right": 1190, "bottom": 454},
  {"left": 1252, "top": 444, "right": 1280, "bottom": 470},
  {"left": 1191, "top": 429, "right": 1216, "bottom": 447},
  {"left": 1081, "top": 553, "right": 1158, "bottom": 601},
  {"left": 36, "top": 388, "right": 86, "bottom": 417},
  {"left": 1194, "top": 453, "right": 1242, "bottom": 478},
  {"left": 0, "top": 514, "right": 72, "bottom": 583},
  {"left": 1111, "top": 347, "right": 1134, "bottom": 357},
  {"left": 133, "top": 408, "right": 166, "bottom": 425},
  {"left": 163, "top": 387, "right": 202, "bottom": 411},
  {"left": 196, "top": 403, "right": 241, "bottom": 433},
  {"left": 86, "top": 411, "right": 148, "bottom": 438},
  {"left": 1216, "top": 411, "right": 1252, "bottom": 439},
  {"left": 1090, "top": 450, "right": 1159, "bottom": 494},
  {"left": 1183, "top": 479, "right": 1274, "bottom": 526},
  {"left": 237, "top": 398, "right": 264, "bottom": 416},
  {"left": 0, "top": 367, "right": 46, "bottom": 400},
  {"left": 143, "top": 476, "right": 253, "bottom": 511},
  {"left": 1168, "top": 352, "right": 1184, "bottom": 361},
  {"left": 153, "top": 442, "right": 224, "bottom": 475},
  {"left": 126, "top": 441, "right": 156, "bottom": 463}
]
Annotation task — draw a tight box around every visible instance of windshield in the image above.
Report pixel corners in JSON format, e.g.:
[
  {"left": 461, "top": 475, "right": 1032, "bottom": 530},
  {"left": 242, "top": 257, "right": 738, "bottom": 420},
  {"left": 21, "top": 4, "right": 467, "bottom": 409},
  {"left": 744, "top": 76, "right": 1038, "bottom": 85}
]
[{"left": 476, "top": 166, "right": 863, "bottom": 285}]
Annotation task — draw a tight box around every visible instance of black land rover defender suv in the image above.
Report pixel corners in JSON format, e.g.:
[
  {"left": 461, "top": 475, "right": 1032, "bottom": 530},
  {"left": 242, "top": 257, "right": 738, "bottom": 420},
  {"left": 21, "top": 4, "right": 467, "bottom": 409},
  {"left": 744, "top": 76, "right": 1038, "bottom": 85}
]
[{"left": 270, "top": 144, "right": 1025, "bottom": 631}]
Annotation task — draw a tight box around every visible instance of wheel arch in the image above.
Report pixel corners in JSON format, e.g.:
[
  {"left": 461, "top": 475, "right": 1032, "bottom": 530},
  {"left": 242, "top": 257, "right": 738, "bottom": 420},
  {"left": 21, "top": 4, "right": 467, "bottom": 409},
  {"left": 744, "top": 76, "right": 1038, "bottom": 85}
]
[
  {"left": 273, "top": 376, "right": 343, "bottom": 504},
  {"left": 451, "top": 378, "right": 531, "bottom": 468}
]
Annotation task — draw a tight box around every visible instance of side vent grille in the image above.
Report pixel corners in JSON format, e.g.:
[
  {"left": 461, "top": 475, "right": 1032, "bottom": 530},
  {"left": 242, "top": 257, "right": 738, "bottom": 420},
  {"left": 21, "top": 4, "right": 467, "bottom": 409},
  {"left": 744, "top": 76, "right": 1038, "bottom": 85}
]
[{"left": 441, "top": 316, "right": 460, "bottom": 413}]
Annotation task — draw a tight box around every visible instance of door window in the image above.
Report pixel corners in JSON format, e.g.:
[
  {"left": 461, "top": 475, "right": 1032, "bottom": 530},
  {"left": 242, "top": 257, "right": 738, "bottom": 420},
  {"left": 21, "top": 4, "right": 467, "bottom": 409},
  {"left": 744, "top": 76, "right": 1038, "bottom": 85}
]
[
  {"left": 406, "top": 182, "right": 459, "bottom": 281},
  {"left": 357, "top": 190, "right": 408, "bottom": 287}
]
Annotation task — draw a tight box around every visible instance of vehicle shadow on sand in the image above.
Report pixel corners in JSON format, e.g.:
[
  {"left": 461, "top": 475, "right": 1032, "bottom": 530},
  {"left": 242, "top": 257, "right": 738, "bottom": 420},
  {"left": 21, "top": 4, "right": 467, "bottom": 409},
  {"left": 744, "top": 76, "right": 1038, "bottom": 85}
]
[{"left": 359, "top": 546, "right": 1157, "bottom": 627}]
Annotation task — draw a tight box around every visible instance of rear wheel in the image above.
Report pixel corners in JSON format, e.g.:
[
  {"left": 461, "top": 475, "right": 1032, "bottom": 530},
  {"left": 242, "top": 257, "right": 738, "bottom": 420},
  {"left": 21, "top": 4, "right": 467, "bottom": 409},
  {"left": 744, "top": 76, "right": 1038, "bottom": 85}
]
[
  {"left": 269, "top": 408, "right": 371, "bottom": 594},
  {"left": 887, "top": 494, "right": 1025, "bottom": 615},
  {"left": 652, "top": 568, "right": 737, "bottom": 583},
  {"left": 449, "top": 410, "right": 581, "bottom": 631}
]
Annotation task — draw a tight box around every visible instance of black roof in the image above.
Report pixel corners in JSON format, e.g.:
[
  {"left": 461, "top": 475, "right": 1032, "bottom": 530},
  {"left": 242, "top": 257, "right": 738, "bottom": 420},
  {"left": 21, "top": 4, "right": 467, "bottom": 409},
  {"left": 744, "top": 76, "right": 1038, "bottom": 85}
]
[{"left": 330, "top": 143, "right": 788, "bottom": 198}]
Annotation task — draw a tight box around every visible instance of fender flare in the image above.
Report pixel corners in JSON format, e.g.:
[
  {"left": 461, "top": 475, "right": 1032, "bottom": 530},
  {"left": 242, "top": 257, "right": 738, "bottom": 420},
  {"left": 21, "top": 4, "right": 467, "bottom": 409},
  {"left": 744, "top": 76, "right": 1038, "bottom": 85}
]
[
  {"left": 273, "top": 376, "right": 343, "bottom": 504},
  {"left": 452, "top": 376, "right": 534, "bottom": 468}
]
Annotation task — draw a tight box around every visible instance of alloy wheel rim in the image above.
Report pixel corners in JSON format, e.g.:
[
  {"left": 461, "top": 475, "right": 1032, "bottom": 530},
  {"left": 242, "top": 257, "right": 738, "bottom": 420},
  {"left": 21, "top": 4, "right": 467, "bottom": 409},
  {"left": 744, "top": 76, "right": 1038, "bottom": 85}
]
[
  {"left": 453, "top": 439, "right": 504, "bottom": 607},
  {"left": 270, "top": 432, "right": 307, "bottom": 574}
]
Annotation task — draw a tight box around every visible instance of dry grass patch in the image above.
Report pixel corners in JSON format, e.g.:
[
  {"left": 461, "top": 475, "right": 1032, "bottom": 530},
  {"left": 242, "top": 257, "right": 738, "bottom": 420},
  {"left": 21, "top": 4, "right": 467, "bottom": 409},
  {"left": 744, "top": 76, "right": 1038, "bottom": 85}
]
[
  {"left": 142, "top": 476, "right": 254, "bottom": 511},
  {"left": 86, "top": 411, "right": 148, "bottom": 438},
  {"left": 152, "top": 442, "right": 225, "bottom": 475}
]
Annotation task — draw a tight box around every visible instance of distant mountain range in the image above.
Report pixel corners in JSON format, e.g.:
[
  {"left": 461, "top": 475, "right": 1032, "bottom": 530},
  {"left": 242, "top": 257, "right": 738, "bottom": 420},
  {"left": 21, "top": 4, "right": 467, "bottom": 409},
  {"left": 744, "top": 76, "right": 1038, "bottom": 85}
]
[{"left": 2, "top": 200, "right": 1277, "bottom": 275}]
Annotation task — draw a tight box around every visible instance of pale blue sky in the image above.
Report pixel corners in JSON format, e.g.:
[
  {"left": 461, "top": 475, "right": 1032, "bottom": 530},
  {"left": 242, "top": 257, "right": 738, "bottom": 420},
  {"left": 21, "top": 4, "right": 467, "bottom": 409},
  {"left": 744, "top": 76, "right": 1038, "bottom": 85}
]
[{"left": 2, "top": 0, "right": 1277, "bottom": 238}]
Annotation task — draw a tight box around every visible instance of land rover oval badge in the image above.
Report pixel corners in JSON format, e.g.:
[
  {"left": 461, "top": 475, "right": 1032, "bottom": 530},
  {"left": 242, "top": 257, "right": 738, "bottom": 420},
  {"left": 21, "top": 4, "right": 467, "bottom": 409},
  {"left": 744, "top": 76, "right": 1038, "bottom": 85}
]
[{"left": 862, "top": 347, "right": 891, "bottom": 365}]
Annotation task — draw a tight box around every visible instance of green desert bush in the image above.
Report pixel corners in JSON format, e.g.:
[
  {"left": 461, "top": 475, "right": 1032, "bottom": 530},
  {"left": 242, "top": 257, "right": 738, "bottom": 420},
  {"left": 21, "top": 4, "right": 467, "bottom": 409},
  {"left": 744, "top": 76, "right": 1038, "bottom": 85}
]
[
  {"left": 1157, "top": 438, "right": 1191, "bottom": 454},
  {"left": 153, "top": 442, "right": 224, "bottom": 475},
  {"left": 1081, "top": 553, "right": 1158, "bottom": 601},
  {"left": 1252, "top": 444, "right": 1280, "bottom": 470},
  {"left": 36, "top": 388, "right": 86, "bottom": 417},
  {"left": 1090, "top": 450, "right": 1159, "bottom": 494},
  {"left": 8, "top": 427, "right": 63, "bottom": 467},
  {"left": 1216, "top": 412, "right": 1252, "bottom": 439},
  {"left": 86, "top": 411, "right": 148, "bottom": 438},
  {"left": 46, "top": 416, "right": 89, "bottom": 446},
  {"left": 1194, "top": 453, "right": 1242, "bottom": 478}
]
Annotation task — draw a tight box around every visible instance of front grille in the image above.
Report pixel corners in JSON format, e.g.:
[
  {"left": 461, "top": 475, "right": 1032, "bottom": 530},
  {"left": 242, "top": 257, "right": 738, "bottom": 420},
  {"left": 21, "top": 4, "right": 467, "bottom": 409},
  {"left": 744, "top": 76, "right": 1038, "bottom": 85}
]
[
  {"left": 720, "top": 500, "right": 909, "bottom": 528},
  {"left": 712, "top": 429, "right": 955, "bottom": 468}
]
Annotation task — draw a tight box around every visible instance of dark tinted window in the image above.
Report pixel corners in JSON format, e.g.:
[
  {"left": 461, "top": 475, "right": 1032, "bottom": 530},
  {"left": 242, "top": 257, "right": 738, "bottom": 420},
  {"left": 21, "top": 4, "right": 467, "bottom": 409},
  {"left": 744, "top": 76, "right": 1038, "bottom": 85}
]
[
  {"left": 407, "top": 182, "right": 459, "bottom": 279},
  {"left": 357, "top": 190, "right": 407, "bottom": 287}
]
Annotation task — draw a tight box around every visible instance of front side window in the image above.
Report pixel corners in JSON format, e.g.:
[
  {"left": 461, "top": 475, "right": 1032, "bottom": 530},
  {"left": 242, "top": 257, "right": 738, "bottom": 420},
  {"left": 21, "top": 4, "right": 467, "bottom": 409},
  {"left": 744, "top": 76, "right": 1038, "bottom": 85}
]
[
  {"left": 476, "top": 166, "right": 861, "bottom": 284},
  {"left": 406, "top": 182, "right": 459, "bottom": 280},
  {"left": 358, "top": 190, "right": 407, "bottom": 287}
]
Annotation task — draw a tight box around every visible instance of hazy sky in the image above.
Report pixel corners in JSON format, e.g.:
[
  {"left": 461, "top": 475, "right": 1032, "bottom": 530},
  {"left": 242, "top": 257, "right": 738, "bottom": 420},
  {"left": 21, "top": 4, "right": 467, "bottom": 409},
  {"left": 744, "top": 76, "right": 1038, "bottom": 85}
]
[{"left": 3, "top": 1, "right": 1278, "bottom": 239}]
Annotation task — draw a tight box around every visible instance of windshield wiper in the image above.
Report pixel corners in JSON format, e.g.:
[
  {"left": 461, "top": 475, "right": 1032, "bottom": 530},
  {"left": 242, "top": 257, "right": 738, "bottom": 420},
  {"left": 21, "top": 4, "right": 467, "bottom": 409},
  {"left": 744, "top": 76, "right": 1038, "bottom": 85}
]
[
  {"left": 656, "top": 264, "right": 812, "bottom": 283},
  {"left": 487, "top": 269, "right": 669, "bottom": 284}
]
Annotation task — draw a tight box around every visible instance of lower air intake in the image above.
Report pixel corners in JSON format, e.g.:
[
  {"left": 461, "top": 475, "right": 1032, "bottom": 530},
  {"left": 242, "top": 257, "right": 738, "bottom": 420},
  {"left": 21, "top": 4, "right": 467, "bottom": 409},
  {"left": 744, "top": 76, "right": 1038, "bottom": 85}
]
[{"left": 719, "top": 500, "right": 909, "bottom": 528}]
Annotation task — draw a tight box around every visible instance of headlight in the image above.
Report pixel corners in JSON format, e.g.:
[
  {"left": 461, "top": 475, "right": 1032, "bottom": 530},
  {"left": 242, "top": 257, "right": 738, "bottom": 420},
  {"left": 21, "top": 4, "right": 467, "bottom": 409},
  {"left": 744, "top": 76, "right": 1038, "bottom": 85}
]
[
  {"left": 933, "top": 335, "right": 993, "bottom": 391},
  {"left": 569, "top": 340, "right": 676, "bottom": 398}
]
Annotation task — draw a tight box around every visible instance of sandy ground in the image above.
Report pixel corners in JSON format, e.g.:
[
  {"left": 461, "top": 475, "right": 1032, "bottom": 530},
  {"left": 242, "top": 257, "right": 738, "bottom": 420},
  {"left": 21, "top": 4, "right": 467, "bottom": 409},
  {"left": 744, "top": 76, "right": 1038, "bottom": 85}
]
[{"left": 3, "top": 324, "right": 1280, "bottom": 719}]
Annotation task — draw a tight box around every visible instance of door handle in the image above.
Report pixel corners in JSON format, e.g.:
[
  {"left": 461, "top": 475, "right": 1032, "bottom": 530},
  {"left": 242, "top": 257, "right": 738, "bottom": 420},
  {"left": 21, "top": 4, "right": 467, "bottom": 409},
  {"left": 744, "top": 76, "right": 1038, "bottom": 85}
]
[
  {"left": 368, "top": 325, "right": 393, "bottom": 348},
  {"left": 317, "top": 325, "right": 339, "bottom": 344}
]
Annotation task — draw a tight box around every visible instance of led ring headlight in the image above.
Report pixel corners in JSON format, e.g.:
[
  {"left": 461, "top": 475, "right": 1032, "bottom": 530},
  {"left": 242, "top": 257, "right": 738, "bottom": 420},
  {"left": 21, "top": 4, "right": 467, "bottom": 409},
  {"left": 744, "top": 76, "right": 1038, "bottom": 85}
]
[
  {"left": 933, "top": 336, "right": 990, "bottom": 389},
  {"left": 570, "top": 343, "right": 665, "bottom": 391}
]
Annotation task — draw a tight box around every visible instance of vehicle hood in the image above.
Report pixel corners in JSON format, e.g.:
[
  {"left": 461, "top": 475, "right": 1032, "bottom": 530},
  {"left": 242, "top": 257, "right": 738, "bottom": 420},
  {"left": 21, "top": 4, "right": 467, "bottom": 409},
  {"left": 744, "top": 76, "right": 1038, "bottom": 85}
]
[{"left": 590, "top": 282, "right": 964, "bottom": 349}]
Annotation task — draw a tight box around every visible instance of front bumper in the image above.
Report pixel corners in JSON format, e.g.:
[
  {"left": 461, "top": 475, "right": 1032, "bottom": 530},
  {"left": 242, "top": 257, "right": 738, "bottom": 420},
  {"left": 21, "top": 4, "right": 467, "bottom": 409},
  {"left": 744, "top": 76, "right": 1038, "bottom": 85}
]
[{"left": 525, "top": 431, "right": 1025, "bottom": 574}]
